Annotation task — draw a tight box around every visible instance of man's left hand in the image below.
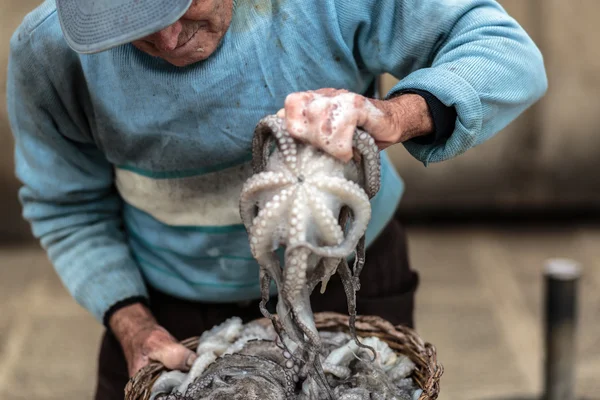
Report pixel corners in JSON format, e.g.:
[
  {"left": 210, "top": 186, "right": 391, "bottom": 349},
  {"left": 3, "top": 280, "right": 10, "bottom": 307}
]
[{"left": 276, "top": 88, "right": 434, "bottom": 162}]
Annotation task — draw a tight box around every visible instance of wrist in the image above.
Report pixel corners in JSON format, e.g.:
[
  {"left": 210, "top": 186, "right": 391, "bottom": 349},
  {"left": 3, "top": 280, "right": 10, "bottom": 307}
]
[
  {"left": 103, "top": 295, "right": 150, "bottom": 329},
  {"left": 109, "top": 302, "right": 157, "bottom": 344},
  {"left": 381, "top": 93, "right": 435, "bottom": 143}
]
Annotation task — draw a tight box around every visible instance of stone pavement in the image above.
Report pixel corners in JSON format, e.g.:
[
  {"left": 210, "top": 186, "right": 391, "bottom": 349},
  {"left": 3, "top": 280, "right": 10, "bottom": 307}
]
[
  {"left": 0, "top": 225, "right": 598, "bottom": 400},
  {"left": 410, "top": 225, "right": 600, "bottom": 400}
]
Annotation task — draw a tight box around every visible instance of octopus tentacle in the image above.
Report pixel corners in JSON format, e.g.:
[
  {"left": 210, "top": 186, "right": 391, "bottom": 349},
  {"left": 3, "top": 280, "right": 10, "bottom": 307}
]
[
  {"left": 270, "top": 251, "right": 307, "bottom": 351},
  {"left": 272, "top": 315, "right": 305, "bottom": 372},
  {"left": 338, "top": 205, "right": 352, "bottom": 233},
  {"left": 252, "top": 116, "right": 280, "bottom": 173},
  {"left": 191, "top": 353, "right": 297, "bottom": 400},
  {"left": 352, "top": 129, "right": 381, "bottom": 198},
  {"left": 280, "top": 189, "right": 311, "bottom": 331},
  {"left": 255, "top": 253, "right": 300, "bottom": 356},
  {"left": 249, "top": 187, "right": 296, "bottom": 258},
  {"left": 258, "top": 265, "right": 276, "bottom": 321},
  {"left": 288, "top": 285, "right": 321, "bottom": 353},
  {"left": 256, "top": 254, "right": 303, "bottom": 359},
  {"left": 317, "top": 257, "right": 341, "bottom": 294},
  {"left": 286, "top": 186, "right": 308, "bottom": 247},
  {"left": 305, "top": 189, "right": 344, "bottom": 247},
  {"left": 296, "top": 344, "right": 333, "bottom": 400},
  {"left": 352, "top": 235, "right": 366, "bottom": 290},
  {"left": 175, "top": 352, "right": 218, "bottom": 395},
  {"left": 255, "top": 115, "right": 299, "bottom": 174},
  {"left": 150, "top": 371, "right": 187, "bottom": 400},
  {"left": 337, "top": 206, "right": 364, "bottom": 291},
  {"left": 312, "top": 351, "right": 335, "bottom": 400},
  {"left": 276, "top": 296, "right": 306, "bottom": 350},
  {"left": 257, "top": 252, "right": 283, "bottom": 289},
  {"left": 338, "top": 258, "right": 376, "bottom": 361},
  {"left": 255, "top": 258, "right": 303, "bottom": 361},
  {"left": 252, "top": 133, "right": 274, "bottom": 175},
  {"left": 239, "top": 171, "right": 294, "bottom": 230},
  {"left": 323, "top": 363, "right": 352, "bottom": 379},
  {"left": 299, "top": 375, "right": 323, "bottom": 400},
  {"left": 313, "top": 178, "right": 370, "bottom": 249},
  {"left": 295, "top": 178, "right": 371, "bottom": 258},
  {"left": 282, "top": 249, "right": 324, "bottom": 364},
  {"left": 237, "top": 339, "right": 296, "bottom": 370},
  {"left": 283, "top": 246, "right": 310, "bottom": 302},
  {"left": 284, "top": 289, "right": 334, "bottom": 400},
  {"left": 297, "top": 145, "right": 321, "bottom": 175},
  {"left": 306, "top": 257, "right": 327, "bottom": 293}
]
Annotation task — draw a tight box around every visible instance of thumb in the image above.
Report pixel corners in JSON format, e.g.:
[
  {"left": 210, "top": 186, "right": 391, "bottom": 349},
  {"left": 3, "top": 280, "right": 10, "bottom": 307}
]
[{"left": 152, "top": 342, "right": 198, "bottom": 371}]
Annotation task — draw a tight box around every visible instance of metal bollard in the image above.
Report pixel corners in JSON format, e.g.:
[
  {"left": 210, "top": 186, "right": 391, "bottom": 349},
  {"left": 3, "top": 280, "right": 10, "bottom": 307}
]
[{"left": 543, "top": 258, "right": 581, "bottom": 400}]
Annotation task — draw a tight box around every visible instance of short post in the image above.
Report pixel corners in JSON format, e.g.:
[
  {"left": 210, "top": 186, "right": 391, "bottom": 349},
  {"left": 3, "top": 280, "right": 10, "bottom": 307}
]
[{"left": 543, "top": 258, "right": 581, "bottom": 400}]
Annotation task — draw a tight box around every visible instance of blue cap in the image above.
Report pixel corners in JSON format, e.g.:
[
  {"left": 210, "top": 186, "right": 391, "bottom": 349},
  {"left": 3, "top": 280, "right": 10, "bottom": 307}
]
[{"left": 55, "top": 0, "right": 193, "bottom": 54}]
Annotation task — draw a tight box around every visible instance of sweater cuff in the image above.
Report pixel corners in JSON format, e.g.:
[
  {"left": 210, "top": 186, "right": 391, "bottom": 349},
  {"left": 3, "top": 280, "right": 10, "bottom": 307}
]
[
  {"left": 385, "top": 67, "right": 483, "bottom": 165},
  {"left": 391, "top": 89, "right": 457, "bottom": 146},
  {"left": 67, "top": 254, "right": 150, "bottom": 324},
  {"left": 102, "top": 296, "right": 151, "bottom": 329}
]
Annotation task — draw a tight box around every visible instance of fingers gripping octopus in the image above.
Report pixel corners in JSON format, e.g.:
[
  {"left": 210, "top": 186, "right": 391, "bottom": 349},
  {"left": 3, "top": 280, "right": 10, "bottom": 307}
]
[{"left": 239, "top": 115, "right": 382, "bottom": 391}]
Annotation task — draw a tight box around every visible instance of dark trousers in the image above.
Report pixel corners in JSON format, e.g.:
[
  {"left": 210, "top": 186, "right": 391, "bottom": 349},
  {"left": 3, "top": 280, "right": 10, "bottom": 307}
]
[{"left": 94, "top": 217, "right": 419, "bottom": 400}]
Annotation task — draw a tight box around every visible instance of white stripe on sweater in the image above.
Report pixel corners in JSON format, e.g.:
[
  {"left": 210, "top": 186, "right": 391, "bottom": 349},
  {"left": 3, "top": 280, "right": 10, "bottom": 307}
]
[{"left": 114, "top": 163, "right": 253, "bottom": 227}]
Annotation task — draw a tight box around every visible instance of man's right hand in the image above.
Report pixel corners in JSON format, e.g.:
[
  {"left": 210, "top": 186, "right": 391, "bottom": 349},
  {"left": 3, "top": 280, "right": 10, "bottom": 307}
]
[{"left": 109, "top": 303, "right": 198, "bottom": 377}]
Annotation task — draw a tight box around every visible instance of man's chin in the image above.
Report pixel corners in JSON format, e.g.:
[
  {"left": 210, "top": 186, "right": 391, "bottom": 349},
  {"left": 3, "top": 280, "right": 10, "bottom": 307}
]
[
  {"left": 158, "top": 43, "right": 220, "bottom": 67},
  {"left": 162, "top": 54, "right": 209, "bottom": 67}
]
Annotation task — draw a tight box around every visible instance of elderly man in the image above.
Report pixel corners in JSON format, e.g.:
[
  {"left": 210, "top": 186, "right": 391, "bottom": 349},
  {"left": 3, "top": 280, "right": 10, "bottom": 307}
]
[{"left": 7, "top": 0, "right": 547, "bottom": 398}]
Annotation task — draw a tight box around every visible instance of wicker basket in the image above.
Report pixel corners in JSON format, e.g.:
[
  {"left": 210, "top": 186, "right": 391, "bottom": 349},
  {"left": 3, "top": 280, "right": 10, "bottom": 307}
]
[{"left": 125, "top": 312, "right": 443, "bottom": 400}]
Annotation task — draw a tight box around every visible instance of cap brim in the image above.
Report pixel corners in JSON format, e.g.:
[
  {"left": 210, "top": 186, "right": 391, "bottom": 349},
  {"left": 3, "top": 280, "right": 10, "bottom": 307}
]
[{"left": 56, "top": 0, "right": 193, "bottom": 54}]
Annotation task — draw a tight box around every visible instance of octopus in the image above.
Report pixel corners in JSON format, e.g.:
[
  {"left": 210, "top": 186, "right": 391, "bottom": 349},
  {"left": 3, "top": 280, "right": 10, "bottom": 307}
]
[
  {"left": 149, "top": 114, "right": 425, "bottom": 399},
  {"left": 154, "top": 354, "right": 296, "bottom": 400},
  {"left": 151, "top": 318, "right": 297, "bottom": 400},
  {"left": 298, "top": 333, "right": 420, "bottom": 400},
  {"left": 150, "top": 323, "right": 422, "bottom": 400},
  {"left": 238, "top": 115, "right": 381, "bottom": 394}
]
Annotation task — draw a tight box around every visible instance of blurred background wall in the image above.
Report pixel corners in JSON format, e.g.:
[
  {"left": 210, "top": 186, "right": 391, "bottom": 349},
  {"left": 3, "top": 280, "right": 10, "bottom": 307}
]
[
  {"left": 0, "top": 0, "right": 40, "bottom": 242},
  {"left": 2, "top": 1, "right": 600, "bottom": 242}
]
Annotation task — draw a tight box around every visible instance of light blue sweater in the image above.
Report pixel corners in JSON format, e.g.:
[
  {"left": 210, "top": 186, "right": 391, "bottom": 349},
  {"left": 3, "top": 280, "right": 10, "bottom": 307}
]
[{"left": 7, "top": 0, "right": 547, "bottom": 323}]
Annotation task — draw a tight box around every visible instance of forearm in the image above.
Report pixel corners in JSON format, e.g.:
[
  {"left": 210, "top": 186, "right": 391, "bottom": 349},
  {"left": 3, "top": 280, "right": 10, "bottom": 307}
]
[
  {"left": 9, "top": 32, "right": 150, "bottom": 324},
  {"left": 387, "top": 1, "right": 548, "bottom": 163},
  {"left": 335, "top": 0, "right": 548, "bottom": 164},
  {"left": 363, "top": 88, "right": 462, "bottom": 152},
  {"left": 20, "top": 189, "right": 151, "bottom": 323}
]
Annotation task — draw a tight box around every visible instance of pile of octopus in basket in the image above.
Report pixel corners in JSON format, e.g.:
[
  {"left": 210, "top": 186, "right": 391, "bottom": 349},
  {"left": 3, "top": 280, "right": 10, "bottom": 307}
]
[{"left": 149, "top": 115, "right": 424, "bottom": 400}]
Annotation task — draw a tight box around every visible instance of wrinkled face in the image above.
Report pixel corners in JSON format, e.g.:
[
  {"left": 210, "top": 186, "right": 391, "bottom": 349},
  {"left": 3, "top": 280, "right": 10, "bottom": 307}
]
[{"left": 132, "top": 0, "right": 234, "bottom": 67}]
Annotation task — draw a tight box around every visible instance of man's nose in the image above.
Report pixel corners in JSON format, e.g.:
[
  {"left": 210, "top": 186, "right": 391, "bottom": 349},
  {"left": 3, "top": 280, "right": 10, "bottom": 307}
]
[{"left": 145, "top": 21, "right": 183, "bottom": 52}]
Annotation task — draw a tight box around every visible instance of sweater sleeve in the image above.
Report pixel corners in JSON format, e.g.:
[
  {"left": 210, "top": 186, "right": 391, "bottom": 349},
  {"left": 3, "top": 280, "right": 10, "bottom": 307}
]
[
  {"left": 7, "top": 29, "right": 149, "bottom": 324},
  {"left": 334, "top": 0, "right": 548, "bottom": 165}
]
